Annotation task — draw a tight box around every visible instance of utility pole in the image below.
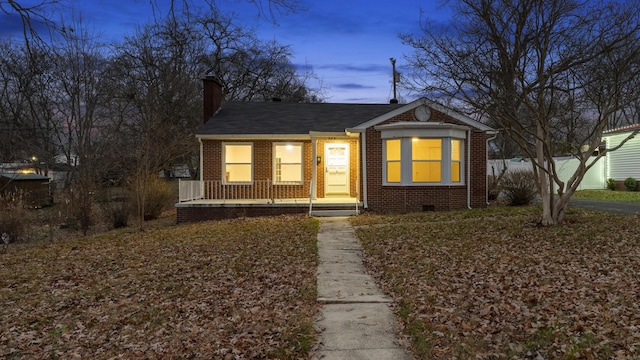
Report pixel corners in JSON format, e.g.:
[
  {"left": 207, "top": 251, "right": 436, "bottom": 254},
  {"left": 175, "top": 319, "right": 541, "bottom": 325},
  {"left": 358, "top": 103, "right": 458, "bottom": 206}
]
[{"left": 390, "top": 58, "right": 399, "bottom": 104}]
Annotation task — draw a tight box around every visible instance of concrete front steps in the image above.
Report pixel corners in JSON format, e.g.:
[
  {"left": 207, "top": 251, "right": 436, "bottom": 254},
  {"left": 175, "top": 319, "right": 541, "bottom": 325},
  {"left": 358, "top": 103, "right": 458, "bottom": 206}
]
[
  {"left": 311, "top": 209, "right": 359, "bottom": 217},
  {"left": 309, "top": 202, "right": 361, "bottom": 217}
]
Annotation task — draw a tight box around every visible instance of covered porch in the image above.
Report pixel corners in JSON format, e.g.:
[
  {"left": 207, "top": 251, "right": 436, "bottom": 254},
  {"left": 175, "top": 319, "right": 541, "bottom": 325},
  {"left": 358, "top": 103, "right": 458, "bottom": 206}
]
[{"left": 176, "top": 179, "right": 361, "bottom": 222}]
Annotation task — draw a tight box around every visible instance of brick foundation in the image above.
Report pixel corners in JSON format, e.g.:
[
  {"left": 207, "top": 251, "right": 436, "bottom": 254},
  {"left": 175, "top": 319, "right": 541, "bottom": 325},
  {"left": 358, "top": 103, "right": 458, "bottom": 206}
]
[{"left": 176, "top": 204, "right": 308, "bottom": 223}]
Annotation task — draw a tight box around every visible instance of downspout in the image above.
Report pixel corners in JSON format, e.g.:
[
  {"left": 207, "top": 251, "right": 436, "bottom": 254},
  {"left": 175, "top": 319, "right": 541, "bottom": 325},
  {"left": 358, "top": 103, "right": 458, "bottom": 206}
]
[
  {"left": 486, "top": 131, "right": 499, "bottom": 205},
  {"left": 467, "top": 130, "right": 472, "bottom": 209},
  {"left": 361, "top": 131, "right": 368, "bottom": 209},
  {"left": 604, "top": 138, "right": 609, "bottom": 189}
]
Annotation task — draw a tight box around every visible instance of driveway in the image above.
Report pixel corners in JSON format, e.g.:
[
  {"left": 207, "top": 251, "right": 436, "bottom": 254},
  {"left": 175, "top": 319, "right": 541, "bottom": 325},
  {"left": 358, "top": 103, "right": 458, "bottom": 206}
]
[{"left": 570, "top": 198, "right": 640, "bottom": 215}]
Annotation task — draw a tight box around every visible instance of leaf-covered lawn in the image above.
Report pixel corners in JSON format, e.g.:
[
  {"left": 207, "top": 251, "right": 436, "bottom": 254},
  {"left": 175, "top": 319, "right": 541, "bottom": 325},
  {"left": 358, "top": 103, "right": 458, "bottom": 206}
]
[
  {"left": 353, "top": 206, "right": 640, "bottom": 359},
  {"left": 1, "top": 215, "right": 319, "bottom": 359}
]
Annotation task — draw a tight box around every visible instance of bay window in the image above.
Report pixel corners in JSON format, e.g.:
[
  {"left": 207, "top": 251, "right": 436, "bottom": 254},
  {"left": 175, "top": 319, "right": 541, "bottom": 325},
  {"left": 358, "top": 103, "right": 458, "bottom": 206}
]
[{"left": 378, "top": 122, "right": 469, "bottom": 186}]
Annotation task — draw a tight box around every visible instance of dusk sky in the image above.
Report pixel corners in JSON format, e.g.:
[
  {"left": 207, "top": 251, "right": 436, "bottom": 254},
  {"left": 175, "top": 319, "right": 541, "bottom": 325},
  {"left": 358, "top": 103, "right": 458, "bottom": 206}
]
[{"left": 1, "top": 0, "right": 452, "bottom": 103}]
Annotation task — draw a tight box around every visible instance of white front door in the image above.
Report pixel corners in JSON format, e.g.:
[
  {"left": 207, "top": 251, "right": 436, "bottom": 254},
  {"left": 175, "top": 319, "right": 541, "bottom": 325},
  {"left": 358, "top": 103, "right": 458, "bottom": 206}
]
[{"left": 324, "top": 143, "right": 349, "bottom": 196}]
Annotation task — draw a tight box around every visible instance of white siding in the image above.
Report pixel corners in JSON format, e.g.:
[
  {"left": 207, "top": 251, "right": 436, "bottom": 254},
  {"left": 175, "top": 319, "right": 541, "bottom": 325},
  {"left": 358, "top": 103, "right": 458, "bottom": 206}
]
[{"left": 605, "top": 133, "right": 640, "bottom": 180}]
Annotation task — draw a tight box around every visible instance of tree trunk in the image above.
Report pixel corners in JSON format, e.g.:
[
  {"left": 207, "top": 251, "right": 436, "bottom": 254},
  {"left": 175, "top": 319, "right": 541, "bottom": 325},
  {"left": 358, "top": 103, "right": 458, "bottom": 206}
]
[{"left": 536, "top": 128, "right": 557, "bottom": 226}]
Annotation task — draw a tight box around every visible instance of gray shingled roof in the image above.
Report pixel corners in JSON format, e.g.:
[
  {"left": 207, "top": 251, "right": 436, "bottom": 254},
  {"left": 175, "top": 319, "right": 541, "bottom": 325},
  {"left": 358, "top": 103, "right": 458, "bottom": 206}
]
[{"left": 198, "top": 102, "right": 405, "bottom": 135}]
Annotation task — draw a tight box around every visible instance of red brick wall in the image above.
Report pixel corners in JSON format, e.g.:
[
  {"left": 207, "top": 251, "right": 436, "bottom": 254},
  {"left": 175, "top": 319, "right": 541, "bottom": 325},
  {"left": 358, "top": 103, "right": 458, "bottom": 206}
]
[
  {"left": 202, "top": 138, "right": 360, "bottom": 199},
  {"left": 202, "top": 139, "right": 221, "bottom": 181},
  {"left": 202, "top": 77, "right": 222, "bottom": 124},
  {"left": 203, "top": 139, "right": 315, "bottom": 181},
  {"left": 363, "top": 107, "right": 488, "bottom": 213}
]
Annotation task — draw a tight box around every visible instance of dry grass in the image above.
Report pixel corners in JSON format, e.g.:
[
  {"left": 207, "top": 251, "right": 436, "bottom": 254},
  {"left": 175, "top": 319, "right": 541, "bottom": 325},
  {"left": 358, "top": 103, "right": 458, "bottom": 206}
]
[
  {"left": 353, "top": 206, "right": 640, "bottom": 359},
  {"left": 573, "top": 189, "right": 640, "bottom": 202},
  {"left": 1, "top": 214, "right": 319, "bottom": 359}
]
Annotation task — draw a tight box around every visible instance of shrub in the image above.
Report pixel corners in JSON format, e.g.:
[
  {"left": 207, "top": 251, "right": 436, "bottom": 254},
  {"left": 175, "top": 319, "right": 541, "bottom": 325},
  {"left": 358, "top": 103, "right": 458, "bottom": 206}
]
[
  {"left": 501, "top": 170, "right": 538, "bottom": 206},
  {"left": 624, "top": 177, "right": 637, "bottom": 191},
  {"left": 65, "top": 184, "right": 95, "bottom": 235},
  {"left": 0, "top": 192, "right": 27, "bottom": 243},
  {"left": 607, "top": 178, "right": 617, "bottom": 191},
  {"left": 99, "top": 190, "right": 131, "bottom": 229},
  {"left": 487, "top": 175, "right": 501, "bottom": 201},
  {"left": 131, "top": 176, "right": 174, "bottom": 221}
]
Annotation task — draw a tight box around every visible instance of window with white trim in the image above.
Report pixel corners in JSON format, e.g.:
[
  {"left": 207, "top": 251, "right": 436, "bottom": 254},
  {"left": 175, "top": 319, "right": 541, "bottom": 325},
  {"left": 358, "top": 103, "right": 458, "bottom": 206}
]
[
  {"left": 451, "top": 139, "right": 462, "bottom": 183},
  {"left": 385, "top": 139, "right": 401, "bottom": 183},
  {"left": 223, "top": 143, "right": 252, "bottom": 183},
  {"left": 412, "top": 138, "right": 441, "bottom": 182},
  {"left": 383, "top": 137, "right": 464, "bottom": 185},
  {"left": 274, "top": 143, "right": 303, "bottom": 183}
]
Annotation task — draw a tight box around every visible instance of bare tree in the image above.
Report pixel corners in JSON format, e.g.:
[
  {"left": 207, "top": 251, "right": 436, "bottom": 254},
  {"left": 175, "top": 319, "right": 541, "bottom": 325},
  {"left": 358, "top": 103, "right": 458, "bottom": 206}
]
[
  {"left": 48, "top": 16, "right": 110, "bottom": 234},
  {"left": 0, "top": 0, "right": 61, "bottom": 53},
  {"left": 1, "top": 0, "right": 302, "bottom": 39},
  {"left": 402, "top": 0, "right": 640, "bottom": 225},
  {"left": 3, "top": 0, "right": 319, "bottom": 226},
  {"left": 106, "top": 16, "right": 206, "bottom": 222},
  {"left": 0, "top": 41, "right": 59, "bottom": 172},
  {"left": 198, "top": 10, "right": 322, "bottom": 102}
]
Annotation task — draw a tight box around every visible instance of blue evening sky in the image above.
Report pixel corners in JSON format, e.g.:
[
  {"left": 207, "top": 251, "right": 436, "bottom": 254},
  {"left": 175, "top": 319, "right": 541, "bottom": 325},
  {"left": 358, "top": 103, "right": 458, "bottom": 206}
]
[{"left": 0, "top": 0, "right": 452, "bottom": 103}]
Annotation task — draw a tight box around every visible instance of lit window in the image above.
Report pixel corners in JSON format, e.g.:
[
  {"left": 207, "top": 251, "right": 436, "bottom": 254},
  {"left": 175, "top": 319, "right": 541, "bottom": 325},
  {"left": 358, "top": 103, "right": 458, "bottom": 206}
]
[
  {"left": 382, "top": 137, "right": 464, "bottom": 185},
  {"left": 412, "top": 139, "right": 441, "bottom": 182},
  {"left": 451, "top": 139, "right": 462, "bottom": 183},
  {"left": 385, "top": 139, "right": 401, "bottom": 183},
  {"left": 274, "top": 143, "right": 303, "bottom": 183},
  {"left": 224, "top": 143, "right": 252, "bottom": 183}
]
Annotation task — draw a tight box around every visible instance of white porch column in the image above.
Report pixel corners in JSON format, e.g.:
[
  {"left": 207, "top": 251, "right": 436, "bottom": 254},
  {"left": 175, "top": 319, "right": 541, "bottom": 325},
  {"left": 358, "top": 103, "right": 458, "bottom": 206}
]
[
  {"left": 312, "top": 137, "right": 318, "bottom": 199},
  {"left": 360, "top": 131, "right": 368, "bottom": 209}
]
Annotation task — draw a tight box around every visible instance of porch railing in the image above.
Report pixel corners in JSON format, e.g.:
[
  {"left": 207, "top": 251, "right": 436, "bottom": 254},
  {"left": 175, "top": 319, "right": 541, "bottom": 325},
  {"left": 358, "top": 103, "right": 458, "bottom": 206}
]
[
  {"left": 179, "top": 179, "right": 311, "bottom": 202},
  {"left": 178, "top": 179, "right": 202, "bottom": 202}
]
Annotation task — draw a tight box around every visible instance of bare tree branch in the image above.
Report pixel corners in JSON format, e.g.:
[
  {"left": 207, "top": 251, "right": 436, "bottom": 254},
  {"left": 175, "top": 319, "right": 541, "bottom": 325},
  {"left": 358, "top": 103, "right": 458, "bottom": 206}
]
[{"left": 402, "top": 0, "right": 640, "bottom": 225}]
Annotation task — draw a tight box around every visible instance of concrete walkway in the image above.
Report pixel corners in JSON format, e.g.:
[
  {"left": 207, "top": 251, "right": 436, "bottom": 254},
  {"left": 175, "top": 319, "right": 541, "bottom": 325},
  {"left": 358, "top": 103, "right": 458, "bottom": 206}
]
[{"left": 312, "top": 217, "right": 414, "bottom": 360}]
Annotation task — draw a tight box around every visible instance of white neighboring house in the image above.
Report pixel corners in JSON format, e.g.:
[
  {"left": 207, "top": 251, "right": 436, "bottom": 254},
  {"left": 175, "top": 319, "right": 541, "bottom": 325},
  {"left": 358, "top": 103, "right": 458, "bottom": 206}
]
[
  {"left": 487, "top": 123, "right": 640, "bottom": 191},
  {"left": 602, "top": 124, "right": 640, "bottom": 185}
]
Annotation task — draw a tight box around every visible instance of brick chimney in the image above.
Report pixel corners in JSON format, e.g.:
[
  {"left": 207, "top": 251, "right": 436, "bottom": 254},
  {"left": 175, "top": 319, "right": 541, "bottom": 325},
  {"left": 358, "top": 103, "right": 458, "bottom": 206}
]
[{"left": 202, "top": 76, "right": 223, "bottom": 124}]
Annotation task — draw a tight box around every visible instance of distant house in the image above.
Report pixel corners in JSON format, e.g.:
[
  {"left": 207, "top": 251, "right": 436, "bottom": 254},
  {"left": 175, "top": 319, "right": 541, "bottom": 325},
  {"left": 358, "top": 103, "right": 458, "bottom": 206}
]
[
  {"left": 603, "top": 124, "right": 640, "bottom": 189},
  {"left": 485, "top": 124, "right": 640, "bottom": 192},
  {"left": 176, "top": 77, "right": 497, "bottom": 223},
  {"left": 0, "top": 172, "right": 51, "bottom": 207}
]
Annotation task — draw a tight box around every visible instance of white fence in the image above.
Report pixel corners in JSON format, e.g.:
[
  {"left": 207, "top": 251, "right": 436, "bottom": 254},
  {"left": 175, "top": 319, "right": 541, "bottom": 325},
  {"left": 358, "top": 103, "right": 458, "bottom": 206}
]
[{"left": 488, "top": 157, "right": 606, "bottom": 191}]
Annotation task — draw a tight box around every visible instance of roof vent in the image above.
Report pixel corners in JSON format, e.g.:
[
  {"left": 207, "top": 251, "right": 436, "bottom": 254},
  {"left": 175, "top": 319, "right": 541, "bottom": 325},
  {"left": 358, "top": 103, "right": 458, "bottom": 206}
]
[
  {"left": 390, "top": 99, "right": 399, "bottom": 104},
  {"left": 415, "top": 105, "right": 431, "bottom": 121},
  {"left": 272, "top": 97, "right": 282, "bottom": 102}
]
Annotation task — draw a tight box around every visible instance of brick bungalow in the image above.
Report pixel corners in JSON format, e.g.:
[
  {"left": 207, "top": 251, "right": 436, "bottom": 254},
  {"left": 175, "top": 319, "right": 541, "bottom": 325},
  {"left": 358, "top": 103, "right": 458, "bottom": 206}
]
[{"left": 176, "top": 77, "right": 497, "bottom": 222}]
